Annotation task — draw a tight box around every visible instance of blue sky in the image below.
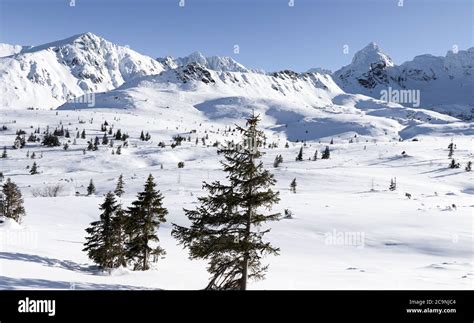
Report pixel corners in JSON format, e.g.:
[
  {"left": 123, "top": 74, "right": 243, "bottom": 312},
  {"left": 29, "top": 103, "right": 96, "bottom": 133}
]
[{"left": 0, "top": 0, "right": 472, "bottom": 72}]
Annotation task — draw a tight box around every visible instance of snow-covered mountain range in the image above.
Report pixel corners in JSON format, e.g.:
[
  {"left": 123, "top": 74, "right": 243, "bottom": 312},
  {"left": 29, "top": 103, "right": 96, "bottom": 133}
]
[
  {"left": 1, "top": 33, "right": 473, "bottom": 291},
  {"left": 157, "top": 51, "right": 251, "bottom": 73},
  {"left": 333, "top": 42, "right": 474, "bottom": 118},
  {"left": 0, "top": 33, "right": 472, "bottom": 122},
  {"left": 0, "top": 32, "right": 164, "bottom": 109}
]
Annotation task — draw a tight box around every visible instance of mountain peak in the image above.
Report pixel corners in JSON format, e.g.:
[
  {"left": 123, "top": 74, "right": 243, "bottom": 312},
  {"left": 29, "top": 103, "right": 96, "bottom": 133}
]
[
  {"left": 21, "top": 32, "right": 107, "bottom": 54},
  {"left": 351, "top": 42, "right": 394, "bottom": 69},
  {"left": 158, "top": 51, "right": 248, "bottom": 73}
]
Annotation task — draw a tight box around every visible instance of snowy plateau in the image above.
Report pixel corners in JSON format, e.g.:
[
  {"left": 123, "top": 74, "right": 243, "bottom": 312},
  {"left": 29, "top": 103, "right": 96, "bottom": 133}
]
[{"left": 0, "top": 32, "right": 472, "bottom": 290}]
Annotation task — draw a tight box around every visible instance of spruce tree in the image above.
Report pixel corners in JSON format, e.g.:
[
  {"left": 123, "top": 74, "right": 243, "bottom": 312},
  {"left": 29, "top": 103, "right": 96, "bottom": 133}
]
[
  {"left": 87, "top": 179, "right": 96, "bottom": 195},
  {"left": 30, "top": 162, "right": 39, "bottom": 175},
  {"left": 81, "top": 129, "right": 86, "bottom": 139},
  {"left": 389, "top": 177, "right": 396, "bottom": 191},
  {"left": 466, "top": 161, "right": 472, "bottom": 172},
  {"left": 83, "top": 192, "right": 125, "bottom": 269},
  {"left": 111, "top": 206, "right": 128, "bottom": 268},
  {"left": 42, "top": 133, "right": 60, "bottom": 147},
  {"left": 1, "top": 178, "right": 26, "bottom": 223},
  {"left": 290, "top": 178, "right": 297, "bottom": 193},
  {"left": 1, "top": 146, "right": 7, "bottom": 158},
  {"left": 322, "top": 146, "right": 330, "bottom": 159},
  {"left": 273, "top": 154, "right": 283, "bottom": 168},
  {"left": 94, "top": 137, "right": 100, "bottom": 150},
  {"left": 295, "top": 147, "right": 303, "bottom": 161},
  {"left": 115, "top": 129, "right": 122, "bottom": 141},
  {"left": 449, "top": 159, "right": 460, "bottom": 169},
  {"left": 172, "top": 114, "right": 280, "bottom": 290},
  {"left": 126, "top": 174, "right": 168, "bottom": 271},
  {"left": 102, "top": 133, "right": 109, "bottom": 145},
  {"left": 140, "top": 131, "right": 145, "bottom": 141},
  {"left": 114, "top": 174, "right": 125, "bottom": 197},
  {"left": 448, "top": 142, "right": 454, "bottom": 158},
  {"left": 312, "top": 150, "right": 318, "bottom": 161}
]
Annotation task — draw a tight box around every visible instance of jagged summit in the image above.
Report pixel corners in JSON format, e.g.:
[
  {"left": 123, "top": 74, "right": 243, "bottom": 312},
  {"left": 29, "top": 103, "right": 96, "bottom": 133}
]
[
  {"left": 0, "top": 34, "right": 472, "bottom": 118},
  {"left": 0, "top": 32, "right": 164, "bottom": 109},
  {"left": 333, "top": 42, "right": 473, "bottom": 118},
  {"left": 157, "top": 51, "right": 249, "bottom": 73},
  {"left": 21, "top": 32, "right": 105, "bottom": 54}
]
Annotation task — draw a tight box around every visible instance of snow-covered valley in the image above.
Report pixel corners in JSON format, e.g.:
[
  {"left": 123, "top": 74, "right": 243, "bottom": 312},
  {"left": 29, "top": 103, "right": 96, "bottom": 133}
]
[
  {"left": 0, "top": 33, "right": 473, "bottom": 290},
  {"left": 0, "top": 106, "right": 472, "bottom": 289}
]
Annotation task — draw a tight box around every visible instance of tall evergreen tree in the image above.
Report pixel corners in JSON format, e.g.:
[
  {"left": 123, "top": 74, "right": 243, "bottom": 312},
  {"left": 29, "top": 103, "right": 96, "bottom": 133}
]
[
  {"left": 295, "top": 147, "right": 303, "bottom": 161},
  {"left": 321, "top": 146, "right": 330, "bottom": 159},
  {"left": 87, "top": 179, "right": 96, "bottom": 195},
  {"left": 273, "top": 154, "right": 283, "bottom": 168},
  {"left": 93, "top": 137, "right": 100, "bottom": 150},
  {"left": 102, "top": 133, "right": 109, "bottom": 145},
  {"left": 290, "top": 178, "right": 297, "bottom": 193},
  {"left": 172, "top": 114, "right": 280, "bottom": 290},
  {"left": 448, "top": 142, "right": 454, "bottom": 158},
  {"left": 30, "top": 162, "right": 39, "bottom": 175},
  {"left": 83, "top": 192, "right": 125, "bottom": 269},
  {"left": 389, "top": 177, "right": 396, "bottom": 191},
  {"left": 114, "top": 174, "right": 125, "bottom": 197},
  {"left": 126, "top": 174, "right": 168, "bottom": 271},
  {"left": 1, "top": 178, "right": 26, "bottom": 223},
  {"left": 1, "top": 146, "right": 7, "bottom": 158},
  {"left": 111, "top": 206, "right": 128, "bottom": 268},
  {"left": 115, "top": 129, "right": 122, "bottom": 141}
]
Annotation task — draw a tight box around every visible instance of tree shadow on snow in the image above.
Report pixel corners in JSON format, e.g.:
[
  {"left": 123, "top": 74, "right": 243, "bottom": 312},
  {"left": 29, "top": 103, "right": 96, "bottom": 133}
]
[
  {"left": 0, "top": 252, "right": 93, "bottom": 274},
  {"left": 0, "top": 276, "right": 154, "bottom": 290}
]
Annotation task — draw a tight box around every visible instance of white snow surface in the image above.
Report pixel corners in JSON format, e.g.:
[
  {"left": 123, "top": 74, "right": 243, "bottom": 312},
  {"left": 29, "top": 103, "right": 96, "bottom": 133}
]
[
  {"left": 0, "top": 33, "right": 473, "bottom": 290},
  {"left": 0, "top": 33, "right": 164, "bottom": 110},
  {"left": 333, "top": 43, "right": 474, "bottom": 119},
  {"left": 0, "top": 106, "right": 472, "bottom": 290}
]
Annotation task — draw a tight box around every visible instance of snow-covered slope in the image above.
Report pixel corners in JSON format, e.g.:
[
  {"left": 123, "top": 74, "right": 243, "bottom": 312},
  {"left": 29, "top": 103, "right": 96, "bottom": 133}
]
[
  {"left": 157, "top": 51, "right": 250, "bottom": 73},
  {"left": 0, "top": 43, "right": 29, "bottom": 57},
  {"left": 307, "top": 67, "right": 332, "bottom": 75},
  {"left": 0, "top": 33, "right": 164, "bottom": 109},
  {"left": 0, "top": 108, "right": 472, "bottom": 290},
  {"left": 333, "top": 43, "right": 474, "bottom": 119},
  {"left": 2, "top": 33, "right": 472, "bottom": 123},
  {"left": 59, "top": 62, "right": 465, "bottom": 141}
]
